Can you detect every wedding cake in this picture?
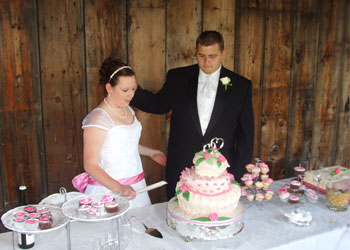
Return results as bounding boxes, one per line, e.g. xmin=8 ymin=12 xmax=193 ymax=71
xmin=167 ymin=138 xmax=244 ymax=241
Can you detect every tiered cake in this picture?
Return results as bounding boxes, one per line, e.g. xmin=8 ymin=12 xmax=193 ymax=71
xmin=167 ymin=138 xmax=244 ymax=241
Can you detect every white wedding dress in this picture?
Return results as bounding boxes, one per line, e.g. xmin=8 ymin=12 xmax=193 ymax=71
xmin=82 ymin=107 xmax=151 ymax=209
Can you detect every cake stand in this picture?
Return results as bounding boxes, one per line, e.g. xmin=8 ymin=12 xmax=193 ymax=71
xmin=167 ymin=197 xmax=244 ymax=241
xmin=61 ymin=193 xmax=130 ymax=250
xmin=1 ymin=205 xmax=70 ymax=250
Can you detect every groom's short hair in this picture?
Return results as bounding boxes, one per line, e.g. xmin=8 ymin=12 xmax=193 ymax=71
xmin=196 ymin=31 xmax=224 ymax=51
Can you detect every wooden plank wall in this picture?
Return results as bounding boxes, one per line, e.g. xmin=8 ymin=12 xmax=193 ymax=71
xmin=0 ymin=0 xmax=349 ymax=229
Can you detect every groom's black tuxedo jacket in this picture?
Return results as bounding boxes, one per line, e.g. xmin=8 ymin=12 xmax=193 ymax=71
xmin=131 ymin=64 xmax=254 ymax=199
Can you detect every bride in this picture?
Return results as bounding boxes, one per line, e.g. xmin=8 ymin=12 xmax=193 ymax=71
xmin=73 ymin=58 xmax=166 ymax=209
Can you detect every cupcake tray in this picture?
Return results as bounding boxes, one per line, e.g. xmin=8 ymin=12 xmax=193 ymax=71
xmin=1 ymin=205 xmax=69 ymax=234
xmin=61 ymin=193 xmax=130 ymax=223
xmin=39 ymin=191 xmax=82 ymax=207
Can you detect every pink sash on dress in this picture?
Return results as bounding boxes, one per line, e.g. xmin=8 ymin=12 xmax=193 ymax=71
xmin=72 ymin=172 xmax=145 ymax=193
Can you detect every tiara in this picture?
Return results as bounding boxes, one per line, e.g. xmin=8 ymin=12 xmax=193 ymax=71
xmin=109 ymin=66 xmax=132 ymax=81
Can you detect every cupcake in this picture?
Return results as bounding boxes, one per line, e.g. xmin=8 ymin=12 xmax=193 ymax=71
xmin=28 ymin=213 xmax=41 ymax=220
xmin=262 ymin=180 xmax=270 ymax=189
xmin=290 ymin=180 xmax=301 ymax=190
xmin=13 ymin=211 xmax=28 ymax=218
xmin=265 ymin=190 xmax=274 ymax=200
xmin=86 ymin=208 xmax=99 ymax=219
xmin=255 ymin=181 xmax=263 ymax=190
xmin=267 ymin=178 xmax=274 ymax=184
xmin=92 ymin=202 xmax=105 ymax=214
xmin=79 ymin=197 xmax=93 ymax=206
xmin=241 ymin=186 xmax=248 ymax=196
xmin=259 ymin=163 xmax=270 ymax=174
xmin=24 ymin=206 xmax=37 ymax=213
xmin=278 ymin=188 xmax=288 ymax=195
xmin=13 ymin=216 xmax=26 ymax=229
xmin=306 ymin=188 xmax=316 ymax=195
xmin=39 ymin=218 xmax=52 ymax=230
xmin=306 ymin=193 xmax=318 ymax=203
xmin=245 ymin=164 xmax=255 ymax=173
xmin=261 ymin=174 xmax=269 ymax=181
xmin=102 ymin=195 xmax=114 ymax=203
xmin=105 ymin=201 xmax=119 ymax=213
xmin=244 ymin=179 xmax=253 ymax=188
xmin=294 ymin=166 xmax=306 ymax=175
xmin=25 ymin=219 xmax=39 ymax=230
xmin=246 ymin=193 xmax=254 ymax=201
xmin=279 ymin=190 xmax=290 ymax=202
xmin=256 ymin=193 xmax=265 ymax=202
xmin=37 ymin=207 xmax=51 ymax=215
xmin=252 ymin=166 xmax=261 ymax=175
xmin=39 ymin=214 xmax=53 ymax=222
xmin=78 ymin=204 xmax=91 ymax=216
xmin=289 ymin=195 xmax=300 ymax=204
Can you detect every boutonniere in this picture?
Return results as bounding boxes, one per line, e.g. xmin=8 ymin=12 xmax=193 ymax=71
xmin=220 ymin=77 xmax=232 ymax=91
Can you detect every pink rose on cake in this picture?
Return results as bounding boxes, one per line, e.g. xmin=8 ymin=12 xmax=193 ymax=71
xmin=180 ymin=184 xmax=188 ymax=193
xmin=218 ymin=155 xmax=226 ymax=162
xmin=209 ymin=212 xmax=219 ymax=221
xmin=204 ymin=153 xmax=211 ymax=160
xmin=228 ymin=173 xmax=234 ymax=180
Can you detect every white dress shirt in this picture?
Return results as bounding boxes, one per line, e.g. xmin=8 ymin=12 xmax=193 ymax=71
xmin=197 ymin=66 xmax=221 ymax=135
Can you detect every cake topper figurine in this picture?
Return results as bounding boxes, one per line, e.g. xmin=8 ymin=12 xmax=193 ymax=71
xmin=203 ymin=137 xmax=224 ymax=153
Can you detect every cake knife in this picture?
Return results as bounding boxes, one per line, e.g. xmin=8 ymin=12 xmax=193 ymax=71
xmin=136 ymin=181 xmax=167 ymax=194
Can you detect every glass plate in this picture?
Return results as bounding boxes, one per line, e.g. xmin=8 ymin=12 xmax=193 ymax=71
xmin=39 ymin=192 xmax=82 ymax=207
xmin=61 ymin=193 xmax=129 ymax=222
xmin=1 ymin=205 xmax=69 ymax=234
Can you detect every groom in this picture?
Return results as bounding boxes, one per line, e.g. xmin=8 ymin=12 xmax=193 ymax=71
xmin=131 ymin=31 xmax=254 ymax=200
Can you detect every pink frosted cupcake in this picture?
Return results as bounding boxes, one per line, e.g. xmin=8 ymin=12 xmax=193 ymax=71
xmin=102 ymin=195 xmax=115 ymax=203
xmin=256 ymin=193 xmax=265 ymax=201
xmin=294 ymin=166 xmax=306 ymax=175
xmin=290 ymin=180 xmax=301 ymax=190
xmin=245 ymin=179 xmax=253 ymax=188
xmin=245 ymin=164 xmax=255 ymax=173
xmin=241 ymin=186 xmax=248 ymax=196
xmin=79 ymin=197 xmax=93 ymax=206
xmin=265 ymin=190 xmax=274 ymax=200
xmin=78 ymin=204 xmax=91 ymax=215
xmin=267 ymin=178 xmax=274 ymax=185
xmin=25 ymin=219 xmax=39 ymax=230
xmin=246 ymin=193 xmax=254 ymax=201
xmin=37 ymin=207 xmax=51 ymax=215
xmin=289 ymin=195 xmax=300 ymax=204
xmin=92 ymin=202 xmax=105 ymax=214
xmin=279 ymin=191 xmax=290 ymax=202
xmin=261 ymin=174 xmax=269 ymax=181
xmin=306 ymin=193 xmax=318 ymax=203
xmin=86 ymin=208 xmax=99 ymax=219
xmin=13 ymin=211 xmax=28 ymax=218
xmin=259 ymin=163 xmax=270 ymax=174
xmin=262 ymin=180 xmax=270 ymax=189
xmin=28 ymin=213 xmax=41 ymax=220
xmin=13 ymin=216 xmax=26 ymax=229
xmin=252 ymin=166 xmax=261 ymax=175
xmin=24 ymin=206 xmax=37 ymax=213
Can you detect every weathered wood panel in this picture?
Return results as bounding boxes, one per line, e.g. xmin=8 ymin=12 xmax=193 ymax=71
xmin=128 ymin=0 xmax=166 ymax=203
xmin=285 ymin=0 xmax=319 ymax=173
xmin=166 ymin=0 xmax=201 ymax=69
xmin=85 ymin=0 xmax=127 ymax=112
xmin=38 ymin=0 xmax=85 ymax=194
xmin=203 ymin=0 xmax=235 ymax=70
xmin=235 ymin=0 xmax=265 ymax=160
xmin=311 ymin=0 xmax=345 ymax=168
xmin=260 ymin=0 xmax=292 ymax=179
xmin=335 ymin=0 xmax=350 ymax=167
xmin=0 ymin=0 xmax=44 ymax=209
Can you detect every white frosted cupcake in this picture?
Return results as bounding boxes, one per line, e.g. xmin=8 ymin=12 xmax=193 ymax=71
xmin=258 ymin=163 xmax=270 ymax=174
xmin=265 ymin=190 xmax=274 ymax=200
xmin=261 ymin=174 xmax=269 ymax=181
xmin=245 ymin=164 xmax=255 ymax=173
xmin=245 ymin=179 xmax=253 ymax=188
xmin=255 ymin=181 xmax=263 ymax=190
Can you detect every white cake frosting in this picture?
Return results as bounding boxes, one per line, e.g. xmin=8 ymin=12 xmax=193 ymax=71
xmin=175 ymin=138 xmax=241 ymax=220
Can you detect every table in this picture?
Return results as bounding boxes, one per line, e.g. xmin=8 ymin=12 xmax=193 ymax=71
xmin=1 ymin=179 xmax=350 ymax=250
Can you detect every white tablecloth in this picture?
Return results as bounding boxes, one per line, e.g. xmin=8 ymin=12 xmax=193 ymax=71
xmin=1 ymin=179 xmax=350 ymax=250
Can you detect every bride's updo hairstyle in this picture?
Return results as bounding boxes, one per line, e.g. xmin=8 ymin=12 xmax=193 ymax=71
xmin=99 ymin=57 xmax=135 ymax=87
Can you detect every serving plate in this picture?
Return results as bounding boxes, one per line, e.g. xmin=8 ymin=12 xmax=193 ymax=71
xmin=61 ymin=193 xmax=129 ymax=222
xmin=1 ymin=205 xmax=69 ymax=234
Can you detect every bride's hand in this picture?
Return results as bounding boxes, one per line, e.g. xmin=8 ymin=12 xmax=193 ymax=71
xmin=118 ymin=185 xmax=136 ymax=200
xmin=149 ymin=150 xmax=167 ymax=166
